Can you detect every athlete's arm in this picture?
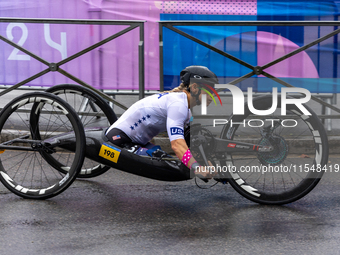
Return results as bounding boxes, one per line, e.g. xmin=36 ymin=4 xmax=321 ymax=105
xmin=171 ymin=138 xmax=212 ymax=179
xmin=166 ymin=98 xmax=213 ymax=179
xmin=170 ymin=138 xmax=193 ymax=165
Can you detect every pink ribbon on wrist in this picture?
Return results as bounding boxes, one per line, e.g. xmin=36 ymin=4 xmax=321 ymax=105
xmin=181 ymin=149 xmax=192 ymax=167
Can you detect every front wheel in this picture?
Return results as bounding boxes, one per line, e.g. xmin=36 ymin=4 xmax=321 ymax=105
xmin=220 ymin=95 xmax=328 ymax=205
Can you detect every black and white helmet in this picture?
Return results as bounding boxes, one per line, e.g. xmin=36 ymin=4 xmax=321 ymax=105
xmin=180 ymin=65 xmax=219 ymax=90
xmin=180 ymin=65 xmax=218 ymax=105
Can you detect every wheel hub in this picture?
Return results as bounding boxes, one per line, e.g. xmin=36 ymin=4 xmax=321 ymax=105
xmin=257 ymin=135 xmax=288 ymax=165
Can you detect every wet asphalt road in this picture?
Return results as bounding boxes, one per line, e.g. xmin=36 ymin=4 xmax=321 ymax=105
xmin=1 ymin=156 xmax=340 ymax=255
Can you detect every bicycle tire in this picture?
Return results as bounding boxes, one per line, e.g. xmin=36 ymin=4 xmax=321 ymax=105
xmin=44 ymin=84 xmax=117 ymax=178
xmin=220 ymin=95 xmax=328 ymax=205
xmin=0 ymin=92 xmax=85 ymax=199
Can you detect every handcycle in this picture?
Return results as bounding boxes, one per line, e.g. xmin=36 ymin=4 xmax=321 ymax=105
xmin=0 ymin=84 xmax=329 ymax=205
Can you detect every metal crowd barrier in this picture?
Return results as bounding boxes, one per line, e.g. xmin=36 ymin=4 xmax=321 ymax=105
xmin=0 ymin=18 xmax=147 ymax=111
xmin=159 ymin=20 xmax=340 ymax=121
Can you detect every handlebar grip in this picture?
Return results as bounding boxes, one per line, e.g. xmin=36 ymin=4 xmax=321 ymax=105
xmin=191 ymin=162 xmax=209 ymax=183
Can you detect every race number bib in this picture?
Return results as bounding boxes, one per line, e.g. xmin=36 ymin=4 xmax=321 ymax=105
xmin=99 ymin=143 xmax=121 ymax=163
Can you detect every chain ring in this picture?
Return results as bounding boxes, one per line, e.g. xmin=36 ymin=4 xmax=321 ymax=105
xmin=185 ymin=125 xmax=215 ymax=163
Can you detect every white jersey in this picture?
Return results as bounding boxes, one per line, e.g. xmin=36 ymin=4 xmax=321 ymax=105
xmin=106 ymin=92 xmax=191 ymax=145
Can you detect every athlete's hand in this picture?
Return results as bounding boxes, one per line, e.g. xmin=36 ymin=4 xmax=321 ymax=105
xmin=195 ymin=164 xmax=217 ymax=180
xmin=195 ymin=166 xmax=213 ymax=179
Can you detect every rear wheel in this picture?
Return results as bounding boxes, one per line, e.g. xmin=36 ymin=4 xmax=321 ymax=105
xmin=0 ymin=92 xmax=85 ymax=199
xmin=45 ymin=84 xmax=117 ymax=178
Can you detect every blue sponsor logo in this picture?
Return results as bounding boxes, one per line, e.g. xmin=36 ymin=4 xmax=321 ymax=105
xmin=170 ymin=127 xmax=184 ymax=135
xmin=158 ymin=92 xmax=169 ymax=99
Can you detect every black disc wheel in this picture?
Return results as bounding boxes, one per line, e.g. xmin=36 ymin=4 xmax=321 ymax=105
xmin=0 ymin=92 xmax=85 ymax=199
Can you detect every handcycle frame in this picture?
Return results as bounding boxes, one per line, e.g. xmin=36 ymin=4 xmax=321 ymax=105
xmin=0 ymin=87 xmax=329 ymax=204
xmin=0 ymin=126 xmax=274 ymax=182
